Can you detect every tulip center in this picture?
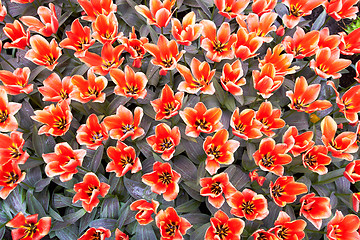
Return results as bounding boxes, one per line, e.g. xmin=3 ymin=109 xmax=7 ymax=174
xmin=163 ymin=102 xmax=175 ymax=116
xmin=87 ymin=87 xmax=99 ymax=97
xmin=133 ymin=44 xmax=144 ymax=56
xmin=125 ymin=84 xmax=139 ymax=95
xmin=215 ymin=224 xmax=230 ymax=239
xmin=59 ymin=89 xmax=69 ymax=100
xmin=159 ymin=172 xmax=172 ymax=185
xmin=241 ymin=200 xmax=255 ymax=215
xmin=261 ymin=153 xmax=275 ymax=167
xmin=271 ymin=184 xmax=284 ymax=198
xmin=294 ymin=46 xmax=304 ymax=56
xmin=293 ymin=98 xmax=308 ymax=110
xmin=54 ymin=116 xmax=67 ymax=130
xmin=103 ymin=60 xmax=116 ymax=68
xmin=91 ymin=131 xmax=103 ymax=142
xmin=6 ymin=171 xmax=19 ymax=184
xmin=207 ymin=145 xmax=222 ymax=159
xmin=224 ymin=5 xmax=232 ymax=12
xmin=290 ymin=4 xmax=304 ymax=17
xmin=92 ymin=231 xmax=102 ymax=240
xmin=165 ymin=221 xmax=179 ymax=236
xmin=210 ymin=181 xmax=222 ymax=195
xmin=76 ymin=37 xmax=89 ymax=50
xmin=304 ymin=154 xmax=317 ymax=166
xmin=277 ymin=226 xmax=289 ymax=239
xmin=212 ymin=40 xmax=227 ymax=53
xmin=103 ymin=31 xmax=113 ymax=40
xmin=0 ymin=109 xmax=8 ymax=123
xmin=235 ymin=122 xmax=245 ymax=133
xmin=45 ymin=54 xmax=56 ymax=65
xmin=195 ymin=118 xmax=210 ymax=130
xmin=318 ymin=64 xmax=329 ymax=73
xmin=257 ymin=232 xmax=269 ymax=240
xmin=343 ymin=98 xmax=354 ymax=110
xmin=9 ymin=144 xmax=21 ymax=159
xmin=329 ymin=140 xmax=342 ymax=150
xmin=162 ymin=58 xmax=174 ymax=68
xmin=160 ymin=137 xmax=174 ymax=151
xmin=86 ymin=185 xmax=99 ymax=195
xmin=122 ymin=124 xmax=134 ymax=133
xmin=120 ymin=155 xmax=134 ymax=167
xmin=23 ymin=223 xmax=38 ymax=238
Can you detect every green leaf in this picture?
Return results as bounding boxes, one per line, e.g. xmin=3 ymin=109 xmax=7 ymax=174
xmin=175 ymin=200 xmax=201 ymax=213
xmin=316 ymin=168 xmax=345 ymax=185
xmin=172 ymin=155 xmax=197 ymax=181
xmin=134 ymin=224 xmax=157 ymax=240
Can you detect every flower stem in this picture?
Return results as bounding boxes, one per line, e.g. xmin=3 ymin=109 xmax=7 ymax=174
xmin=0 ymin=55 xmax=15 ymax=70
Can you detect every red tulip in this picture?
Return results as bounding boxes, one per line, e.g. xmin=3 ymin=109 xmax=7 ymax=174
xmin=302 ymin=145 xmax=332 ymax=175
xmin=252 ymin=63 xmax=284 ymax=98
xmin=0 ymin=161 xmax=26 ymax=199
xmin=92 ymin=13 xmax=122 ymax=44
xmin=3 ymin=20 xmax=30 ymax=50
xmin=214 ymin=0 xmax=250 ymax=19
xmin=205 ymin=210 xmax=245 ymax=240
xmin=318 ymin=27 xmax=341 ymax=50
xmin=256 ymin=101 xmax=285 ymax=137
xmin=344 ymin=160 xmax=360 ymax=183
xmin=179 ymin=102 xmax=223 ymax=138
xmin=299 ymin=193 xmax=331 ymax=230
xmin=120 ymin=27 xmax=148 ymax=68
xmin=252 ymin=0 xmax=277 ymax=16
xmin=76 ymin=114 xmax=109 ymax=150
xmin=234 ymin=27 xmax=263 ymax=61
xmin=327 ymin=210 xmax=360 ymax=240
xmin=249 ymin=169 xmax=266 ymax=186
xmin=135 ymin=0 xmax=175 ymax=28
xmin=78 ymin=227 xmax=111 ymax=240
xmin=78 ymin=0 xmax=117 ymax=22
xmin=0 ymin=131 xmax=29 ymax=165
xmin=283 ymin=126 xmax=315 ymax=157
xmin=253 ymin=138 xmax=292 ymax=176
xmin=325 ymin=0 xmax=359 ymax=21
xmin=171 ymin=12 xmax=203 ymax=46
xmin=38 ymin=73 xmax=73 ymax=104
xmin=227 ymin=189 xmax=269 ymax=221
xmin=73 ymin=172 xmax=110 ymax=213
xmin=0 ymin=67 xmax=33 ymax=95
xmin=130 ymin=199 xmax=159 ymax=225
xmin=252 ymin=229 xmax=279 ymax=240
xmin=230 ymin=108 xmax=263 ymax=140
xmin=43 ymin=142 xmax=86 ymax=182
xmin=0 ymin=89 xmax=21 ymax=132
xmin=106 ymin=141 xmax=142 ymax=177
xmin=6 ymin=212 xmax=51 ymax=240
xmin=270 ymin=176 xmax=308 ymax=207
xmin=115 ymin=229 xmax=129 ymax=240
xmin=220 ymin=60 xmax=246 ymax=96
xmin=200 ymin=172 xmax=237 ymax=208
xmin=270 ymin=211 xmax=307 ymax=240
xmin=142 ymin=161 xmax=181 ymax=201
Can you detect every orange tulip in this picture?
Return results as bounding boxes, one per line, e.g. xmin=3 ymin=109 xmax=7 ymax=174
xmin=299 ymin=193 xmax=331 ymax=230
xmin=220 ymin=60 xmax=246 ymax=95
xmin=253 ymin=138 xmax=292 ymax=176
xmin=130 ymin=199 xmax=159 ymax=225
xmin=155 ymin=207 xmax=192 ymax=240
xmin=103 ymin=105 xmax=144 ymax=141
xmin=106 ymin=141 xmax=142 ymax=177
xmin=321 ymin=116 xmax=358 ymax=161
xmin=227 ymin=189 xmax=269 ymax=221
xmin=327 ymin=80 xmax=360 ymax=123
xmin=76 ymin=114 xmax=109 ymax=150
xmin=142 ymin=162 xmax=181 ymax=201
xmin=0 ymin=67 xmax=33 ymax=95
xmin=338 ymin=27 xmax=360 ymax=55
xmin=203 ymin=129 xmax=240 ymax=175
xmin=150 ymin=84 xmax=184 ymax=120
xmin=269 ymin=211 xmax=307 ymax=240
xmin=205 ymin=210 xmax=245 ymax=240
xmin=146 ymin=123 xmax=181 ymax=161
xmin=356 ymin=60 xmax=360 ymax=82
xmin=31 ymin=100 xmax=73 ymax=136
xmin=255 ymin=101 xmax=285 ymax=137
xmin=135 ymin=0 xmax=175 ymax=28
xmin=302 ymin=145 xmax=332 ymax=175
xmin=325 ymin=0 xmax=359 ymax=21
xmin=171 ymin=12 xmax=203 ymax=46
xmin=92 ymin=13 xmax=122 ymax=44
xmin=110 ymin=65 xmax=148 ymax=99
xmin=120 ymin=27 xmax=148 ymax=68
xmin=252 ymin=230 xmax=279 ymax=240
xmin=236 ymin=12 xmax=277 ymax=43
xmin=234 ymin=27 xmax=263 ymax=61
xmin=282 ymin=0 xmax=325 ymax=28
xmin=353 ymin=192 xmax=360 ymax=212
xmin=59 ymin=19 xmax=95 ymax=57
xmin=249 ymin=169 xmax=266 ymax=186
xmin=3 ymin=20 xmax=30 ymax=50
xmin=0 ymin=131 xmax=29 ymax=166
xmin=259 ymin=44 xmax=298 ymax=76
xmin=144 ymin=34 xmax=184 ymax=75
xmin=25 ymin=35 xmax=62 ymax=71
xmin=20 ymin=3 xmax=58 ymax=37
xmin=286 ymin=76 xmax=332 ymax=113
xmin=252 ymin=63 xmax=284 ymax=98
xmin=283 ymin=126 xmax=315 ymax=157
xmin=0 ymin=1 xmax=6 ymax=22
xmin=177 ymin=58 xmax=216 ymax=95
xmin=344 ymin=160 xmax=360 ymax=183
xmin=252 ymin=0 xmax=277 ymax=16
xmin=42 ymin=142 xmax=86 ymax=182
xmin=327 ymin=210 xmax=360 ymax=240
xmin=70 ymin=69 xmax=108 ymax=103
xmin=200 ymin=172 xmax=237 ymax=208
xmin=78 ymin=0 xmax=117 ymax=22
xmin=78 ymin=42 xmax=125 ymax=75
xmin=79 ymin=228 xmax=111 ymax=240
xmin=230 ymin=108 xmax=263 ymax=140
xmin=200 ymin=20 xmax=237 ymax=62
xmin=38 ymin=73 xmax=73 ymax=104
xmin=179 ymin=102 xmax=223 ymax=138
xmin=283 ymin=27 xmax=320 ymax=59
xmin=310 ymin=47 xmax=351 ymax=79
xmin=214 ymin=0 xmax=250 ymax=19
xmin=0 ymin=161 xmax=26 ymax=199
xmin=115 ymin=229 xmax=129 ymax=240
xmin=318 ymin=27 xmax=341 ymax=50
xmin=270 ymin=176 xmax=308 ymax=207
xmin=73 ymin=172 xmax=110 ymax=213
xmin=0 ymin=89 xmax=21 ymax=132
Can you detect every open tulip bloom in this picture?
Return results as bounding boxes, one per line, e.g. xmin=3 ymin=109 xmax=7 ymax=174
xmin=2 ymin=0 xmax=360 ymax=238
